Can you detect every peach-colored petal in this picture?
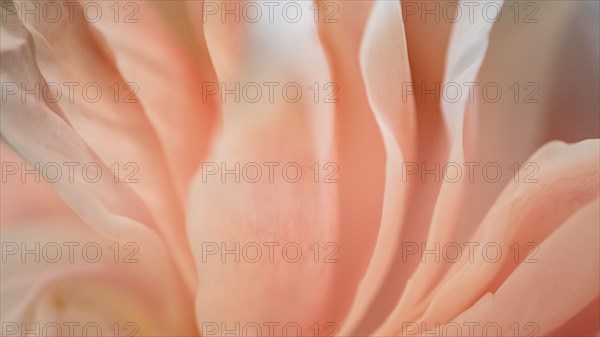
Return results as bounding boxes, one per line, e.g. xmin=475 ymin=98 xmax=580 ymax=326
xmin=187 ymin=8 xmax=348 ymax=334
xmin=192 ymin=0 xmax=248 ymax=83
xmin=86 ymin=0 xmax=219 ymax=202
xmin=548 ymin=298 xmax=599 ymax=337
xmin=395 ymin=2 xmax=459 ymax=284
xmin=0 ymin=142 xmax=71 ymax=225
xmin=0 ymin=14 xmax=151 ymax=234
xmin=371 ymin=3 xmax=504 ymax=333
xmin=442 ymin=0 xmax=504 ymax=138
xmin=1 ymin=218 xmax=197 ymax=336
xmin=372 ymin=1 xmax=509 ymax=332
xmin=188 ymin=104 xmax=339 ymax=334
xmin=432 ymin=197 xmax=599 ymax=337
xmin=5 ymin=1 xmax=198 ymax=291
xmin=315 ymin=2 xmax=392 ymax=333
xmin=336 ymin=1 xmax=417 ymax=335
xmin=463 ymin=1 xmax=600 ymax=233
xmin=401 ymin=0 xmax=454 ymax=168
xmin=416 ymin=140 xmax=600 ymax=328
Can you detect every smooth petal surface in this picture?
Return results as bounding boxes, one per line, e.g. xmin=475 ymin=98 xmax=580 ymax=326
xmin=372 ymin=139 xmax=599 ymax=336
xmin=1 ymin=219 xmax=197 ymax=336
xmin=194 ymin=0 xmax=248 ymax=84
xmin=2 ymin=0 xmax=598 ymax=335
xmin=315 ymin=1 xmax=391 ymax=333
xmin=434 ymin=197 xmax=599 ymax=337
xmin=0 ymin=11 xmax=152 ymax=238
xmin=415 ymin=139 xmax=600 ymax=333
xmin=188 ymin=6 xmax=346 ymax=334
xmin=188 ymin=104 xmax=340 ymax=334
xmin=1 ymin=142 xmax=197 ymax=336
xmin=4 ymin=1 xmax=198 ymax=291
xmin=462 ymin=0 xmax=600 ymax=233
xmin=86 ymin=0 xmax=219 ymax=202
xmin=0 ymin=142 xmax=70 ymax=226
xmin=337 ymin=1 xmax=417 ymax=335
xmin=373 ymin=3 xmax=504 ymax=333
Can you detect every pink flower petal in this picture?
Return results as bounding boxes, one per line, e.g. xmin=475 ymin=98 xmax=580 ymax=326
xmin=336 ymin=1 xmax=418 ymax=334
xmin=434 ymin=197 xmax=599 ymax=337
